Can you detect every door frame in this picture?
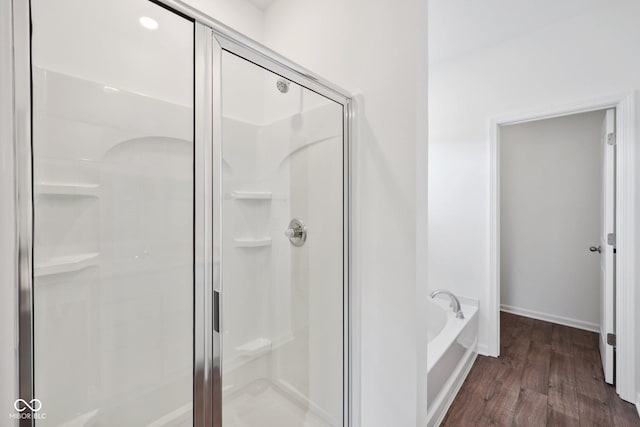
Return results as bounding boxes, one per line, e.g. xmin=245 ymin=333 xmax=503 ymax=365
xmin=9 ymin=0 xmax=354 ymax=426
xmin=488 ymin=93 xmax=637 ymax=403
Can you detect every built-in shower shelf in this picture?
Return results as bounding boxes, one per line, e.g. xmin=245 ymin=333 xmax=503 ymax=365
xmin=236 ymin=338 xmax=272 ymax=357
xmin=231 ymin=191 xmax=272 ymax=200
xmin=233 ymin=237 xmax=272 ymax=248
xmin=36 ymin=182 xmax=99 ymax=197
xmin=35 ymin=252 xmax=99 ymax=277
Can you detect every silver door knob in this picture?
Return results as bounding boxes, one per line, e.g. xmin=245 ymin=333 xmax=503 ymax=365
xmin=589 ymin=246 xmax=601 ymax=253
xmin=284 ymin=218 xmax=307 ymax=247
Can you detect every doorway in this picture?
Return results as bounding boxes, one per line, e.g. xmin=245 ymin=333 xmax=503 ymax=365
xmin=488 ymin=95 xmax=637 ymax=404
xmin=498 ymin=109 xmax=614 ymax=380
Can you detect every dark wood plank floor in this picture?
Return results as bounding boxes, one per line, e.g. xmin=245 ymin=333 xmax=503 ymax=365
xmin=442 ymin=312 xmax=640 ymax=427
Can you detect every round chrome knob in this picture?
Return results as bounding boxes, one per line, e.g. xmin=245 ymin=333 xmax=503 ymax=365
xmin=284 ymin=218 xmax=307 ymax=247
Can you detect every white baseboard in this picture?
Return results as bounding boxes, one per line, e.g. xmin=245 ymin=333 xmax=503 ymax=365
xmin=477 ymin=343 xmax=490 ymax=357
xmin=500 ymin=304 xmax=599 ymax=333
xmin=636 ymin=393 xmax=640 ymax=418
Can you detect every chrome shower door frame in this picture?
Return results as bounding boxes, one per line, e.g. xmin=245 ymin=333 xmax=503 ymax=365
xmin=195 ymin=21 xmax=215 ymax=427
xmin=12 ymin=2 xmax=34 ymax=426
xmin=208 ymin=32 xmax=353 ymax=427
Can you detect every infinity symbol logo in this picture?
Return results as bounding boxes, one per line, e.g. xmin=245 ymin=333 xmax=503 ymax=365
xmin=14 ymin=398 xmax=42 ymax=412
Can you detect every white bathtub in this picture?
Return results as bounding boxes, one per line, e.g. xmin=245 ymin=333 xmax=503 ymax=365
xmin=426 ymin=297 xmax=479 ymax=427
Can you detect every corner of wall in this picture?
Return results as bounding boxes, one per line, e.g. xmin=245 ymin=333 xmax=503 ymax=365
xmin=183 ymin=0 xmax=266 ymax=42
xmin=476 ymin=343 xmax=490 ymax=357
xmin=416 ymin=0 xmax=429 ymax=421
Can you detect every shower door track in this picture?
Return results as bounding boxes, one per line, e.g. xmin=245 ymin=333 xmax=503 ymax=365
xmin=11 ymin=1 xmax=353 ymax=426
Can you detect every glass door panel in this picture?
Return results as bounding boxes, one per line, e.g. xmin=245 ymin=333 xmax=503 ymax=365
xmin=30 ymin=1 xmax=194 ymax=425
xmin=220 ymin=51 xmax=345 ymax=426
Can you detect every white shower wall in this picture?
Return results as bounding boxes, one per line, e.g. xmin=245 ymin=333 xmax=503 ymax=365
xmin=221 ymin=51 xmax=344 ymax=423
xmin=31 ymin=65 xmax=194 ymax=425
xmin=32 ymin=23 xmax=345 ymax=425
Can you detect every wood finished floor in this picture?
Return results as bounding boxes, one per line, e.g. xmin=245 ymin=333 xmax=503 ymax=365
xmin=442 ymin=312 xmax=640 ymax=427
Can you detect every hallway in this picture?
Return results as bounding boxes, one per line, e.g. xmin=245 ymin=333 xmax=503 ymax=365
xmin=442 ymin=312 xmax=640 ymax=426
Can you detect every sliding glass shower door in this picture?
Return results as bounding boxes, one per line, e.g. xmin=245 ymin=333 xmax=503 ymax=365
xmin=218 ymin=50 xmax=346 ymax=426
xmin=30 ymin=1 xmax=195 ymax=425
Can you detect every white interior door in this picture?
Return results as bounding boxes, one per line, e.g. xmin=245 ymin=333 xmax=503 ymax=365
xmin=599 ymin=108 xmax=616 ymax=384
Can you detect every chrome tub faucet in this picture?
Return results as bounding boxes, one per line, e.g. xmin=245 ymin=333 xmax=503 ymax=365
xmin=430 ymin=289 xmax=465 ymax=319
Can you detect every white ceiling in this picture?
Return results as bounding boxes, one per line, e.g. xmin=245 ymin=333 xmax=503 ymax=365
xmin=428 ymin=0 xmax=614 ymax=65
xmin=247 ymin=0 xmax=276 ymax=11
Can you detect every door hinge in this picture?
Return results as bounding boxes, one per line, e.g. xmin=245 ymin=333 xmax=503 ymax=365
xmin=607 ymin=333 xmax=616 ymax=347
xmin=607 ymin=132 xmax=616 ymax=145
xmin=607 ymin=233 xmax=616 ymax=246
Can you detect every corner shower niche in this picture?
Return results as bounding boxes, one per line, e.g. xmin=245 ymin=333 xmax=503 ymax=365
xmin=32 ymin=68 xmax=193 ymax=426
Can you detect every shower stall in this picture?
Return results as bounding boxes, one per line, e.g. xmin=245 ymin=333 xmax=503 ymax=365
xmin=12 ymin=1 xmax=351 ymax=426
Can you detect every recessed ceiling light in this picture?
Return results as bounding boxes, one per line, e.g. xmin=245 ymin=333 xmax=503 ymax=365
xmin=139 ymin=16 xmax=159 ymax=30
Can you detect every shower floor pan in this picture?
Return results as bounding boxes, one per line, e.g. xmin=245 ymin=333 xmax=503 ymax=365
xmin=223 ymin=379 xmax=333 ymax=427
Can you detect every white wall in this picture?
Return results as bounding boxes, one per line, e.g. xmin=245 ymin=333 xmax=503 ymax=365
xmin=415 ymin=7 xmax=430 ymax=426
xmin=500 ymin=111 xmax=604 ymax=329
xmin=261 ymin=1 xmax=428 ymax=425
xmin=428 ymin=0 xmax=640 ymax=401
